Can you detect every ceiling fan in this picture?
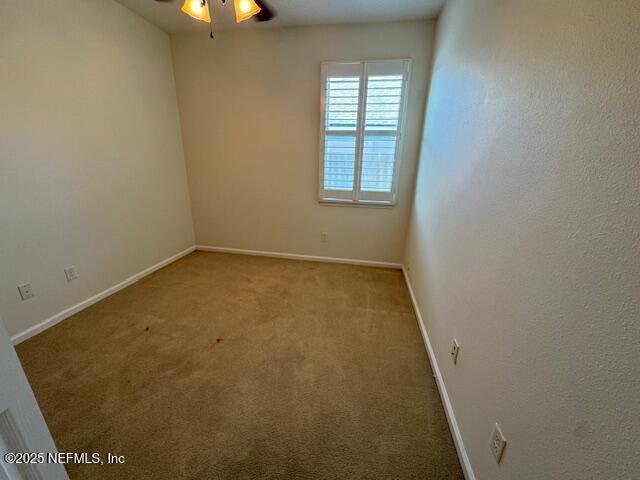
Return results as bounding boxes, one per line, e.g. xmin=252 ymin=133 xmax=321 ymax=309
xmin=155 ymin=0 xmax=276 ymax=36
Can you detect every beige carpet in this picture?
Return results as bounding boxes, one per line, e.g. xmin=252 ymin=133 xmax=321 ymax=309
xmin=17 ymin=252 xmax=463 ymax=479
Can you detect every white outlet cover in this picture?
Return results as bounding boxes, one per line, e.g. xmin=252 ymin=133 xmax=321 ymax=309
xmin=451 ymin=339 xmax=460 ymax=364
xmin=490 ymin=423 xmax=507 ymax=464
xmin=64 ymin=266 xmax=78 ymax=282
xmin=18 ymin=283 xmax=34 ymax=301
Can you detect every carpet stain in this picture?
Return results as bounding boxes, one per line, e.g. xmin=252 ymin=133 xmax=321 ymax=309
xmin=17 ymin=252 xmax=464 ymax=480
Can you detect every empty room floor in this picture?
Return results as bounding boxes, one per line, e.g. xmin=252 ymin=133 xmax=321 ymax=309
xmin=17 ymin=252 xmax=462 ymax=479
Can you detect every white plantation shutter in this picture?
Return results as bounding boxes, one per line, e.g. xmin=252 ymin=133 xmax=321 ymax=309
xmin=323 ymin=73 xmax=360 ymax=193
xmin=319 ymin=60 xmax=410 ymax=204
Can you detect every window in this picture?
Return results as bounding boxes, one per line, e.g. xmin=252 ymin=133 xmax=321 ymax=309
xmin=319 ymin=59 xmax=411 ymax=205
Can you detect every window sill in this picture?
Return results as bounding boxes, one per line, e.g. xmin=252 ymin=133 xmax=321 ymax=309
xmin=319 ymin=199 xmax=396 ymax=209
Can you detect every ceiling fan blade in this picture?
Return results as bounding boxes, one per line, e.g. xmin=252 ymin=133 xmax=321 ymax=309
xmin=254 ymin=0 xmax=276 ymax=21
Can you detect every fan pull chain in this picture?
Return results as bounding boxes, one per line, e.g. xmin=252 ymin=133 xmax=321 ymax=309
xmin=213 ymin=0 xmax=228 ymax=39
xmin=205 ymin=0 xmax=214 ymax=39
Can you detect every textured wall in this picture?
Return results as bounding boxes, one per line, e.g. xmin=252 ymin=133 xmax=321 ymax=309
xmin=0 ymin=0 xmax=195 ymax=337
xmin=404 ymin=0 xmax=640 ymax=478
xmin=171 ymin=21 xmax=434 ymax=263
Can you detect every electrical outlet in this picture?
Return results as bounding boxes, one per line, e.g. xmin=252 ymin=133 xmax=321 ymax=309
xmin=321 ymin=232 xmax=328 ymax=243
xmin=18 ymin=283 xmax=34 ymax=301
xmin=64 ymin=266 xmax=78 ymax=282
xmin=450 ymin=339 xmax=460 ymax=364
xmin=490 ymin=423 xmax=507 ymax=464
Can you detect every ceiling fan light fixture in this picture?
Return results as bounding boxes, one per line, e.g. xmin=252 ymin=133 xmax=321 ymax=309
xmin=233 ymin=0 xmax=261 ymax=23
xmin=181 ymin=0 xmax=211 ymax=23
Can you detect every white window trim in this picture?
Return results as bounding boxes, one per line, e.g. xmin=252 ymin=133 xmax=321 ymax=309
xmin=318 ymin=59 xmax=412 ymax=207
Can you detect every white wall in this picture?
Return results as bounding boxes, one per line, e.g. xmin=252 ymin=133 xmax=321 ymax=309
xmin=0 ymin=0 xmax=195 ymax=338
xmin=171 ymin=21 xmax=434 ymax=263
xmin=404 ymin=1 xmax=640 ymax=479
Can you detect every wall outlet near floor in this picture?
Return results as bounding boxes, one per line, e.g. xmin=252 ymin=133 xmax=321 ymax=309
xmin=18 ymin=283 xmax=34 ymax=300
xmin=64 ymin=266 xmax=78 ymax=282
xmin=321 ymin=232 xmax=328 ymax=243
xmin=450 ymin=339 xmax=460 ymax=364
xmin=490 ymin=422 xmax=507 ymax=464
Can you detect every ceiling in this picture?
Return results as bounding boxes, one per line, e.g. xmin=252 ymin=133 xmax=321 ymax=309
xmin=114 ymin=0 xmax=444 ymax=34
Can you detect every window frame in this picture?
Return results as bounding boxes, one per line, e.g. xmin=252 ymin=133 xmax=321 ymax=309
xmin=318 ymin=59 xmax=412 ymax=207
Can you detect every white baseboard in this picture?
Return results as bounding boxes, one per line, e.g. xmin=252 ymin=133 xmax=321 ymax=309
xmin=11 ymin=246 xmax=196 ymax=345
xmin=402 ymin=267 xmax=476 ymax=480
xmin=195 ymin=245 xmax=403 ymax=270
